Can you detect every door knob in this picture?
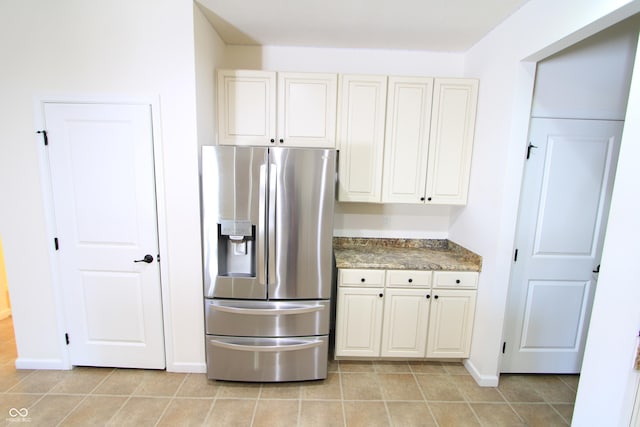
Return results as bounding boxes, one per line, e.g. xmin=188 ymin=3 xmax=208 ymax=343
xmin=134 ymin=254 xmax=154 ymax=263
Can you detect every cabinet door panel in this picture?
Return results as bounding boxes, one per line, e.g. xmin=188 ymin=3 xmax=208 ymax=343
xmin=335 ymin=287 xmax=384 ymax=357
xmin=337 ymin=75 xmax=387 ymax=202
xmin=426 ymin=290 xmax=476 ymax=358
xmin=277 ymin=72 xmax=337 ymax=148
xmin=217 ymin=70 xmax=276 ymax=146
xmin=380 ymin=289 xmax=430 ymax=357
xmin=382 ymin=77 xmax=433 ymax=203
xmin=426 ymin=79 xmax=478 ymax=204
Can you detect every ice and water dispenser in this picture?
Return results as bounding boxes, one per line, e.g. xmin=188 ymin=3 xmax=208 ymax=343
xmin=217 ymin=219 xmax=256 ymax=277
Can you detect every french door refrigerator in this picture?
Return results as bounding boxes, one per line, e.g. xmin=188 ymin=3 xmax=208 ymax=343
xmin=202 ymin=146 xmax=336 ymax=382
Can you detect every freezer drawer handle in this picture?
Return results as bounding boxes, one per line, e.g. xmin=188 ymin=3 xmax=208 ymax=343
xmin=212 ymin=304 xmax=325 ymax=316
xmin=210 ymin=339 xmax=323 ymax=352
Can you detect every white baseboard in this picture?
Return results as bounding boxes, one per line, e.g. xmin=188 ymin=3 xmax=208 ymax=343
xmin=464 ymin=359 xmax=499 ymax=387
xmin=15 ymin=358 xmax=71 ymax=370
xmin=0 ymin=308 xmax=11 ymax=320
xmin=166 ymin=361 xmax=206 ymax=373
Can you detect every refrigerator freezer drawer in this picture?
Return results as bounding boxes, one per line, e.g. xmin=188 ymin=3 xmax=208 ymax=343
xmin=206 ymin=335 xmax=329 ymax=382
xmin=205 ymin=299 xmax=330 ymax=337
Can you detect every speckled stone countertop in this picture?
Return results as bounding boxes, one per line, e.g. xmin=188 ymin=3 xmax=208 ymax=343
xmin=334 ymin=238 xmax=482 ymax=272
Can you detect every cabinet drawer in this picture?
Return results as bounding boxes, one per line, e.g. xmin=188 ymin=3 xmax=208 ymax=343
xmin=386 ymin=270 xmax=432 ymax=288
xmin=205 ymin=299 xmax=329 ymax=337
xmin=207 ymin=335 xmax=328 ymax=381
xmin=339 ymin=269 xmax=385 ymax=287
xmin=433 ymin=271 xmax=478 ymax=289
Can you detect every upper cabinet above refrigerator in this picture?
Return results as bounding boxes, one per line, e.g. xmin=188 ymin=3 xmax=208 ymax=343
xmin=217 ymin=70 xmax=337 ymax=148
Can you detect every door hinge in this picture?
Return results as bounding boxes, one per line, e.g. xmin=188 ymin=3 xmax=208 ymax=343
xmin=54 ymin=238 xmax=59 ymax=251
xmin=526 ymin=142 xmax=537 ymax=159
xmin=36 ymin=130 xmax=49 ymax=146
xmin=157 ymin=253 xmax=160 ymax=263
xmin=502 ymin=341 xmax=506 ymax=354
xmin=513 ymin=249 xmax=518 ymax=262
xmin=65 ymin=333 xmax=70 ymax=345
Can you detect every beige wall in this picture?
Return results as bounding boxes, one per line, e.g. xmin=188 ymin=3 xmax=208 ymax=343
xmin=0 ymin=236 xmax=10 ymax=319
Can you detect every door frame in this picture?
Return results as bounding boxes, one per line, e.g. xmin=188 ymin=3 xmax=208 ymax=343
xmin=33 ymin=95 xmax=171 ymax=370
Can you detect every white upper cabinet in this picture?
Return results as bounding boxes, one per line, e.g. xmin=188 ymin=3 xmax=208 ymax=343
xmin=337 ymin=75 xmax=479 ymax=205
xmin=217 ymin=70 xmax=276 ymax=146
xmin=217 ymin=70 xmax=337 ymax=148
xmin=425 ymin=79 xmax=479 ymax=205
xmin=336 ymin=75 xmax=387 ymax=202
xmin=277 ymin=72 xmax=337 ymax=148
xmin=382 ymin=77 xmax=434 ymax=203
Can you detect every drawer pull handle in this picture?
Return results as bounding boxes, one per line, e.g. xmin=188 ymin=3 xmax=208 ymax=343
xmin=212 ymin=305 xmax=324 ymax=316
xmin=210 ymin=339 xmax=323 ymax=352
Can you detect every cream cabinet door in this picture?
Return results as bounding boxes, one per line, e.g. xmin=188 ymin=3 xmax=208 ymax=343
xmin=382 ymin=77 xmax=434 ymax=203
xmin=277 ymin=72 xmax=337 ymax=148
xmin=335 ymin=287 xmax=384 ymax=357
xmin=337 ymin=75 xmax=387 ymax=202
xmin=425 ymin=79 xmax=478 ymax=205
xmin=426 ymin=289 xmax=477 ymax=358
xmin=380 ymin=288 xmax=430 ymax=357
xmin=217 ymin=70 xmax=276 ymax=146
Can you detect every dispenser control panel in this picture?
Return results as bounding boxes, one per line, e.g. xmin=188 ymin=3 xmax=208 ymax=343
xmin=220 ymin=220 xmax=252 ymax=238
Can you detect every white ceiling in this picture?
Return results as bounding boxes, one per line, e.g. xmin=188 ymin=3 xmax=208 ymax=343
xmin=196 ymin=0 xmax=530 ymax=52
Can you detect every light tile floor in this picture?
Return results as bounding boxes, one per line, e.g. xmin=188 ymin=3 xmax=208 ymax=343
xmin=0 ymin=316 xmax=577 ymax=426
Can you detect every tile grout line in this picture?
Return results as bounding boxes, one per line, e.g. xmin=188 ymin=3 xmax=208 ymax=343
xmin=152 ymin=372 xmax=191 ymax=427
xmin=410 ymin=363 xmax=440 ymax=427
xmin=548 ymin=401 xmax=573 ymax=425
xmin=54 ymin=367 xmax=119 ymax=427
xmin=247 ymin=383 xmax=263 ymax=427
xmin=338 ymin=361 xmax=347 ymax=427
xmin=200 ymin=374 xmax=219 ymax=426
xmin=493 ymin=387 xmax=528 ymax=425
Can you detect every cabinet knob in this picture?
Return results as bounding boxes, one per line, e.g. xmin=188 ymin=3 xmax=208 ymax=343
xmin=279 ymin=138 xmax=284 ymax=143
xmin=270 ymin=138 xmax=275 ymax=143
xmin=379 ymin=293 xmax=383 ymax=298
xmin=426 ymin=294 xmax=430 ymax=299
xmin=434 ymin=295 xmax=439 ymax=300
xmin=420 ymin=197 xmax=425 ymax=201
xmin=361 ymin=278 xmax=366 ymax=283
xmin=427 ymin=197 xmax=432 ymax=201
xmin=456 ymin=279 xmax=461 ymax=284
xmin=408 ymin=278 xmax=413 ymax=283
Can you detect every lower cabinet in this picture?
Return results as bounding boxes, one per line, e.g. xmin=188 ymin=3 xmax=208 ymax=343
xmin=381 ymin=289 xmax=430 ymax=357
xmin=426 ymin=289 xmax=476 ymax=358
xmin=335 ymin=269 xmax=478 ymax=359
xmin=335 ymin=287 xmax=384 ymax=357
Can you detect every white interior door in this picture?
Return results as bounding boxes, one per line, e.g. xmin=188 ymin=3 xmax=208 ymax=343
xmin=502 ymin=118 xmax=622 ymax=373
xmin=44 ymin=102 xmax=165 ymax=369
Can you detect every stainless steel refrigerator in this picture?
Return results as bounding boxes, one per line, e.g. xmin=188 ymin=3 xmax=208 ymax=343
xmin=201 ymin=146 xmax=336 ymax=382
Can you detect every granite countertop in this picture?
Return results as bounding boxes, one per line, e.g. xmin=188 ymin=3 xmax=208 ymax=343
xmin=333 ymin=237 xmax=482 ymax=272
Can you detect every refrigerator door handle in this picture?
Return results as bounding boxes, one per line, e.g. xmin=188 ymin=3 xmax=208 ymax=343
xmin=268 ymin=162 xmax=277 ymax=286
xmin=211 ymin=304 xmax=326 ymax=316
xmin=258 ymin=163 xmax=267 ymax=285
xmin=209 ymin=338 xmax=324 ymax=353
